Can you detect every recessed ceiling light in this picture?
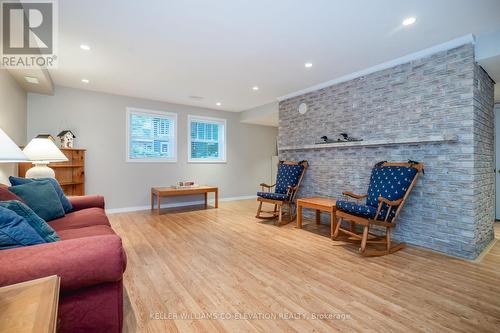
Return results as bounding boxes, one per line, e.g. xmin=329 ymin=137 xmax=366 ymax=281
xmin=80 ymin=44 xmax=91 ymax=51
xmin=305 ymin=62 xmax=313 ymax=68
xmin=81 ymin=78 xmax=90 ymax=83
xmin=402 ymin=17 xmax=416 ymax=26
xmin=252 ymin=86 xmax=259 ymax=91
xmin=24 ymin=76 xmax=39 ymax=84
xmin=216 ymin=102 xmax=221 ymax=106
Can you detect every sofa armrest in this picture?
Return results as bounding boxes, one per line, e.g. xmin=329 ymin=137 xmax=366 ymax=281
xmin=0 ymin=235 xmax=126 ymax=292
xmin=68 ymin=195 xmax=105 ymax=211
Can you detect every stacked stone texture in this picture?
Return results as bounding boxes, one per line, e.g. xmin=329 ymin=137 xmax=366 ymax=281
xmin=278 ymin=43 xmax=495 ymax=259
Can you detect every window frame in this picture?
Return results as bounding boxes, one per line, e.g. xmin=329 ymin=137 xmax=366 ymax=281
xmin=126 ymin=107 xmax=178 ymax=163
xmin=187 ymin=114 xmax=227 ymax=163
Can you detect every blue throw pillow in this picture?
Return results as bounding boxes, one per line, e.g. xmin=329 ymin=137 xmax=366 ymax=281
xmin=0 ymin=206 xmax=45 ymax=250
xmin=9 ymin=176 xmax=73 ymax=213
xmin=9 ymin=181 xmax=65 ymax=222
xmin=0 ymin=200 xmax=60 ymax=242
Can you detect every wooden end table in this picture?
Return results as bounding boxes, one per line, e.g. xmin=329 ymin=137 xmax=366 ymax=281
xmin=0 ymin=275 xmax=60 ymax=333
xmin=151 ymin=186 xmax=218 ymax=214
xmin=296 ymin=197 xmax=337 ymax=236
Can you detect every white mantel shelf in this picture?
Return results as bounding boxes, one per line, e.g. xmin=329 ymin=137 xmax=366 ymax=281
xmin=278 ymin=134 xmax=459 ymax=151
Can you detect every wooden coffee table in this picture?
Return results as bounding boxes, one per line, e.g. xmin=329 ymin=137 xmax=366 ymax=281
xmin=0 ymin=275 xmax=60 ymax=333
xmin=296 ymin=196 xmax=337 ymax=235
xmin=151 ymin=186 xmax=218 ymax=214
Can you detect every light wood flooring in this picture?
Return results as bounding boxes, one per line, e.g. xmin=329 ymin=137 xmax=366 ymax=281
xmin=109 ymin=200 xmax=500 ymax=333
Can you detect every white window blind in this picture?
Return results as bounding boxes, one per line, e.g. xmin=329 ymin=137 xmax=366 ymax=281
xmin=188 ymin=115 xmax=226 ymax=163
xmin=126 ymin=108 xmax=177 ymax=162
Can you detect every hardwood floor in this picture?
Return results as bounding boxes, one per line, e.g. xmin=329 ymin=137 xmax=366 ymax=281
xmin=109 ymin=200 xmax=500 ymax=333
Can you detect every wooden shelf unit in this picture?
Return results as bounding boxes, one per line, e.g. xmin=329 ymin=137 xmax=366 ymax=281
xmin=18 ymin=148 xmax=86 ymax=196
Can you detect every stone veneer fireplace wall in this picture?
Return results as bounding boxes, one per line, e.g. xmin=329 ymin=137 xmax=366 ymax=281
xmin=278 ymin=43 xmax=495 ymax=259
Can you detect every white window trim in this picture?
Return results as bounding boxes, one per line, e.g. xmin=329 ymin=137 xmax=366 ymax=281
xmin=187 ymin=114 xmax=227 ymax=163
xmin=126 ymin=107 xmax=178 ymax=163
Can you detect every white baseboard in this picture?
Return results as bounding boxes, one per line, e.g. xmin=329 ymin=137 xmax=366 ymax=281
xmin=105 ymin=195 xmax=256 ymax=214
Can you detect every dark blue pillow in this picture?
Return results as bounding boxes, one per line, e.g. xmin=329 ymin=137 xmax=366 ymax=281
xmin=9 ymin=181 xmax=65 ymax=222
xmin=0 ymin=200 xmax=60 ymax=242
xmin=0 ymin=206 xmax=45 ymax=250
xmin=9 ymin=176 xmax=72 ymax=213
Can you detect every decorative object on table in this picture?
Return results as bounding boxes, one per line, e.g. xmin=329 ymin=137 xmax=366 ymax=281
xmin=333 ymin=161 xmax=424 ymax=257
xmin=298 ymin=102 xmax=308 ymax=114
xmin=0 ymin=128 xmax=28 ymax=163
xmin=256 ymin=160 xmax=309 ymax=226
xmin=57 ymin=130 xmax=76 ymax=148
xmin=173 ymin=181 xmax=199 ymax=189
xmin=337 ymin=133 xmax=363 ymax=142
xmin=22 ymin=135 xmax=68 ymax=179
xmin=18 ymin=148 xmax=86 ymax=196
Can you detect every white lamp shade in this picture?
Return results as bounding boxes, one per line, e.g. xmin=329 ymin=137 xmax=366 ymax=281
xmin=23 ymin=138 xmax=68 ymax=162
xmin=0 ymin=128 xmax=28 ymax=162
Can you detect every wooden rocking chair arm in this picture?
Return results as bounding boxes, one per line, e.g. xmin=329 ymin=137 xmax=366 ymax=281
xmin=259 ymin=183 xmax=276 ymax=188
xmin=342 ymin=191 xmax=368 ymax=199
xmin=378 ymin=196 xmax=403 ymax=206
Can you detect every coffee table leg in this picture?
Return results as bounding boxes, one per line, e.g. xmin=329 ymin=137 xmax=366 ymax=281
xmin=215 ymin=190 xmax=218 ymax=208
xmin=151 ymin=192 xmax=154 ymax=210
xmin=316 ymin=210 xmax=321 ymax=224
xmin=297 ymin=204 xmax=302 ymax=228
xmin=204 ymin=192 xmax=208 ymax=209
xmin=157 ymin=195 xmax=161 ymax=214
xmin=330 ymin=210 xmax=336 ymax=238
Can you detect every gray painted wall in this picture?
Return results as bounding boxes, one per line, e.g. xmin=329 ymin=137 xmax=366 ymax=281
xmin=278 ymin=43 xmax=495 ymax=259
xmin=0 ymin=70 xmax=27 ymax=184
xmin=28 ymin=86 xmax=278 ymax=210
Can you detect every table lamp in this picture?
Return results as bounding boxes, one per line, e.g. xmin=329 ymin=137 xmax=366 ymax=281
xmin=0 ymin=128 xmax=28 ymax=163
xmin=22 ymin=135 xmax=68 ymax=178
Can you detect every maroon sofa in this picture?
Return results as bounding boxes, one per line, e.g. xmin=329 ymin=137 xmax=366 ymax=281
xmin=0 ymin=194 xmax=127 ymax=333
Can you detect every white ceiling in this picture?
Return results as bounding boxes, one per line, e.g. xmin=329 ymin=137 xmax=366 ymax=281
xmin=50 ymin=0 xmax=500 ymax=112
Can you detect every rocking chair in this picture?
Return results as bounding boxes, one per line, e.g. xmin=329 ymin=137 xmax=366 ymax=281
xmin=256 ymin=160 xmax=308 ymax=225
xmin=332 ymin=161 xmax=423 ymax=256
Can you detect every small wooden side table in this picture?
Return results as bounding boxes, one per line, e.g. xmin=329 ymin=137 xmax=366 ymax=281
xmin=151 ymin=186 xmax=219 ymax=214
xmin=0 ymin=275 xmax=60 ymax=333
xmin=296 ymin=197 xmax=337 ymax=235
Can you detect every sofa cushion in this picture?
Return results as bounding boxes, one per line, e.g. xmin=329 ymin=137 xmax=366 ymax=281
xmin=57 ymin=225 xmax=116 ymax=240
xmin=9 ymin=176 xmax=73 ymax=213
xmin=0 ymin=200 xmax=60 ymax=242
xmin=257 ymin=192 xmax=289 ymax=201
xmin=48 ymin=207 xmax=110 ymax=231
xmin=366 ymin=166 xmax=417 ymax=208
xmin=0 ymin=206 xmax=46 ymax=249
xmin=9 ymin=181 xmax=65 ymax=221
xmin=0 ymin=184 xmax=25 ymax=203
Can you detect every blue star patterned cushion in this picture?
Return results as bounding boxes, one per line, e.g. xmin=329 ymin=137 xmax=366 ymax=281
xmin=336 ymin=200 xmax=396 ymax=221
xmin=365 ymin=166 xmax=417 ymax=208
xmin=256 ymin=192 xmax=289 ymax=201
xmin=275 ymin=163 xmax=305 ymax=194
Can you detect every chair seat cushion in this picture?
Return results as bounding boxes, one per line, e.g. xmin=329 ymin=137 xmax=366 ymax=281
xmin=257 ymin=192 xmax=288 ymax=201
xmin=337 ymin=200 xmax=395 ymax=221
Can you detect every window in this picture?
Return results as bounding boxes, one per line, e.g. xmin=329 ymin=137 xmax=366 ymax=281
xmin=188 ymin=115 xmax=226 ymax=163
xmin=126 ymin=108 xmax=177 ymax=162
